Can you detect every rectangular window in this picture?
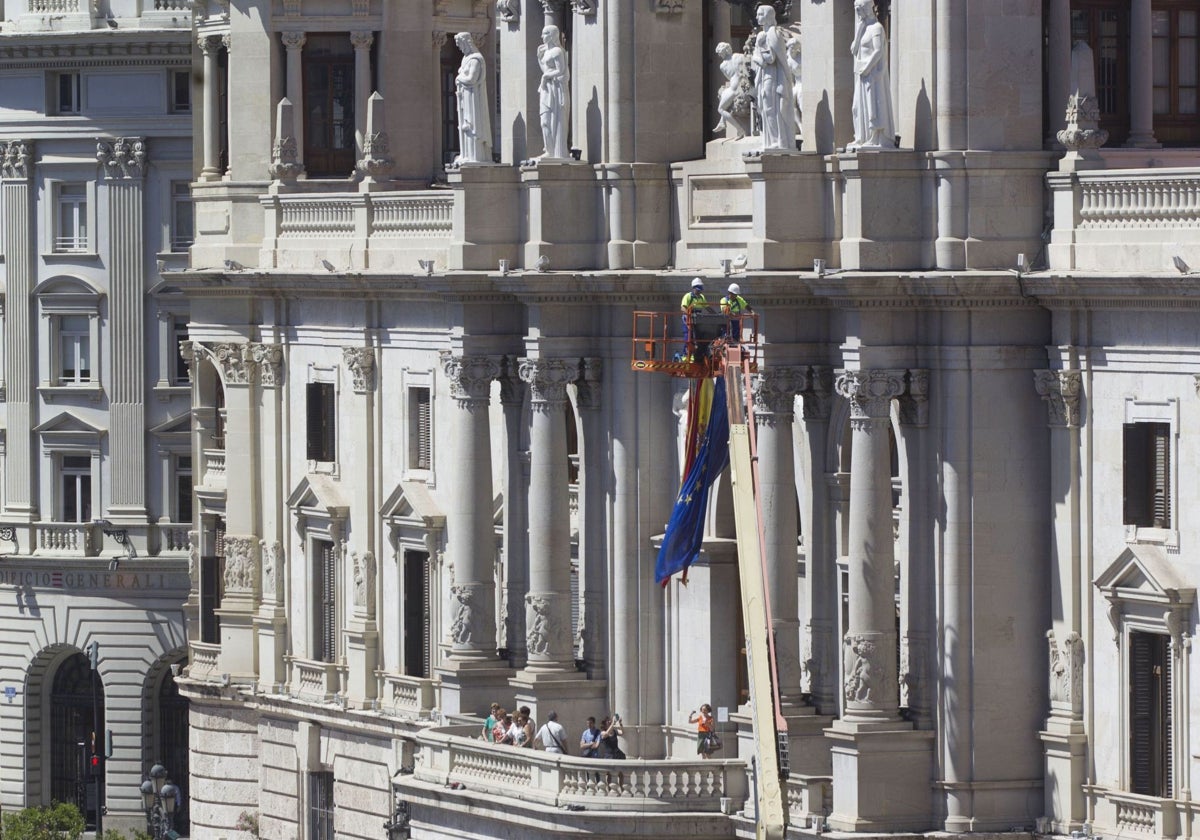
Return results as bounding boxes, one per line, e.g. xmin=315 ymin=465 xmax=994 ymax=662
xmin=1130 ymin=631 xmax=1171 ymax=797
xmin=303 ymin=34 xmax=356 ymax=178
xmin=408 ymin=387 xmax=431 ymax=471
xmin=1123 ymin=422 xmax=1171 ymax=528
xmin=172 ymin=319 xmax=190 ymax=385
xmin=56 ymin=72 xmax=81 ymax=115
xmin=1070 ymin=2 xmax=1130 ymax=144
xmin=313 ymin=540 xmax=337 ymax=663
xmin=60 ymin=455 xmax=91 ymax=523
xmin=58 ymin=314 xmax=91 ymax=384
xmin=306 ymin=383 xmax=337 ymax=462
xmin=403 ymin=550 xmax=431 ymax=678
xmin=200 ymin=524 xmax=225 ymax=644
xmin=175 ymin=456 xmax=193 ymax=524
xmin=171 ymin=181 xmax=193 ymax=252
xmin=170 ymin=69 xmax=191 ymax=114
xmin=55 ymin=184 xmax=88 ymax=253
xmin=1149 ymin=3 xmax=1200 ymax=144
xmin=307 ymin=771 xmax=335 ymax=840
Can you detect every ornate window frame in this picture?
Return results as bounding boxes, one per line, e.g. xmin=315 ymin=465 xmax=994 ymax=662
xmin=287 ymin=476 xmax=350 ymax=663
xmin=35 ymin=275 xmax=103 ymax=397
xmin=1123 ymin=397 xmax=1179 ymax=547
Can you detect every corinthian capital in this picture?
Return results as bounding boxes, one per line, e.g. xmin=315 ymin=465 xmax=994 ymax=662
xmin=1034 ymin=369 xmax=1082 ymax=428
xmin=442 ymin=354 xmax=500 ymax=403
xmin=344 ymin=347 xmax=376 ymax=393
xmin=753 ymin=366 xmax=807 ymax=420
xmin=835 ymin=369 xmax=906 ymax=420
xmin=281 ymin=31 xmax=306 ymax=50
xmin=518 ymin=358 xmax=576 ymax=408
xmin=0 ymin=140 xmax=33 ymax=180
xmin=246 ymin=342 xmax=283 ymax=387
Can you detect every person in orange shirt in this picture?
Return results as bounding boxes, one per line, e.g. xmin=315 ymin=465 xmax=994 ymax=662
xmin=689 ymin=703 xmax=717 ymax=758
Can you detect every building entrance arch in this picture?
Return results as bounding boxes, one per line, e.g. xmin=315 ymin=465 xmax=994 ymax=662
xmin=49 ymin=652 xmax=104 ymax=830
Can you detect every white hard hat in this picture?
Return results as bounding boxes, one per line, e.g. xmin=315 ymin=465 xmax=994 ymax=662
xmin=691 ymin=277 xmax=704 ymax=288
xmin=728 ymin=283 xmax=741 ymax=295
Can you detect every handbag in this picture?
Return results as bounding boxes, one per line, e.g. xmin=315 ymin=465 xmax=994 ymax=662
xmin=704 ymin=733 xmax=723 ymax=753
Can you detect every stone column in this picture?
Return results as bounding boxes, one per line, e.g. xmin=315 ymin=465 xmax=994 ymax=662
xmin=936 ymin=0 xmax=968 ymax=150
xmin=441 ymin=354 xmax=501 ymax=661
xmin=281 ymin=31 xmax=306 ymax=164
xmin=1035 ymin=368 xmax=1088 ymax=832
xmin=351 ymin=31 xmax=374 ymax=154
xmin=499 ymin=366 xmax=529 ymax=668
xmin=253 ymin=341 xmax=288 ymax=695
xmin=835 ymin=369 xmax=906 ymax=722
xmin=98 ymin=138 xmax=149 ymax=527
xmin=0 ymin=142 xmax=35 ymax=523
xmin=199 ymin=35 xmax=223 ymax=180
xmin=517 ymin=357 xmax=576 ymax=672
xmin=578 ymin=359 xmax=608 ymax=680
xmin=1046 ymin=0 xmax=1072 ymax=142
xmin=896 ymin=371 xmax=932 ymax=726
xmin=343 ymin=346 xmax=379 ymax=708
xmin=799 ymin=367 xmax=838 ymax=714
xmin=752 ymin=366 xmax=807 ymax=706
xmin=1128 ymin=0 xmax=1160 ymax=148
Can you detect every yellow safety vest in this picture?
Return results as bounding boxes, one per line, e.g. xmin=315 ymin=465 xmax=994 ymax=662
xmin=681 ymin=291 xmax=708 ymax=312
xmin=721 ymin=294 xmax=749 ymax=314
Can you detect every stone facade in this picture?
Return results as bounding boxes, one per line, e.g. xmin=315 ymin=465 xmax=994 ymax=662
xmin=167 ymin=1 xmax=1200 ymax=839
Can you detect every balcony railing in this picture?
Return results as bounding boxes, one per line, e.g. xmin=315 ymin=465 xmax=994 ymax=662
xmin=30 ymin=0 xmax=86 ymax=11
xmin=288 ymin=656 xmax=345 ymax=704
xmin=411 ymin=726 xmax=748 ymax=814
xmin=1077 ymin=170 xmax=1200 ymax=229
xmin=35 ymin=523 xmax=95 ymax=557
xmin=201 ymin=449 xmax=226 ymax=490
xmin=377 ymin=671 xmax=436 ymax=718
xmin=159 ymin=524 xmax=190 ymax=554
xmin=188 ymin=642 xmax=220 ymax=679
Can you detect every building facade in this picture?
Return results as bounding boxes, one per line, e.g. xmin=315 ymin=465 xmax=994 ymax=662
xmin=0 ymin=0 xmax=194 ymax=834
xmin=174 ymin=1 xmax=1200 ymax=839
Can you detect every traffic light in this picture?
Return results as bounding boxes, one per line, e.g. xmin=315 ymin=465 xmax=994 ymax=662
xmin=105 ymin=729 xmax=113 ymax=758
xmin=87 ymin=641 xmax=99 ymax=670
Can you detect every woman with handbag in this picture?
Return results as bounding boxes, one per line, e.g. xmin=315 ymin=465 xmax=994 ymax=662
xmin=689 ymin=704 xmax=720 ymax=758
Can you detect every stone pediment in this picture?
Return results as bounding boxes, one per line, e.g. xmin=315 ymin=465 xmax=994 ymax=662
xmin=149 ymin=414 xmax=191 ymax=437
xmin=33 ymin=411 xmax=106 ymax=439
xmin=1095 ymin=544 xmax=1195 ymax=608
xmin=286 ymin=474 xmax=349 ymax=520
xmin=380 ymin=480 xmax=445 ymax=528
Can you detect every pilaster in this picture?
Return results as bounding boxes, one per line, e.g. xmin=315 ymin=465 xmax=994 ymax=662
xmin=98 ymin=138 xmax=149 ymax=526
xmin=499 ymin=363 xmax=529 ymax=669
xmin=896 ymin=370 xmax=933 ymax=728
xmin=1 ymin=141 xmax=35 ymax=522
xmin=577 ymin=358 xmax=607 ymax=681
xmin=521 ymin=161 xmax=599 ymax=271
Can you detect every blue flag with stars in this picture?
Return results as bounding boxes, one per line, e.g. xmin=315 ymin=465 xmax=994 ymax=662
xmin=656 ymin=376 xmax=731 ymax=586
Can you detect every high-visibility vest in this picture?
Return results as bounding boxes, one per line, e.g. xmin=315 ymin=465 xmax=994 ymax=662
xmin=721 ymin=294 xmax=749 ymax=314
xmin=681 ymin=291 xmax=708 ymax=312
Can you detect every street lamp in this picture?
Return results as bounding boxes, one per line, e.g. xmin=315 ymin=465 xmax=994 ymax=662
xmin=140 ymin=764 xmax=181 ymax=840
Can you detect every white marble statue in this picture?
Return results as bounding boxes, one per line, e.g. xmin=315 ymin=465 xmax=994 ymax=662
xmin=713 ymin=41 xmax=750 ymax=139
xmin=497 ymin=0 xmax=519 ymax=24
xmin=849 ymin=0 xmax=896 ymax=150
xmin=786 ymin=37 xmax=802 ymax=142
xmin=537 ymin=25 xmax=571 ymax=160
xmin=454 ymin=32 xmax=493 ymax=164
xmin=751 ymin=4 xmax=797 ymax=152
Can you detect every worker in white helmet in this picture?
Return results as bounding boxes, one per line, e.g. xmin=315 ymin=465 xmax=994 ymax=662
xmin=720 ymin=282 xmax=753 ymax=345
xmin=680 ymin=277 xmax=716 ymax=360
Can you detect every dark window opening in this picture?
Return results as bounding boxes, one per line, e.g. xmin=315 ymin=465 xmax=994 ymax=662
xmin=308 ymin=771 xmax=335 ymax=840
xmin=314 ymin=540 xmax=337 ymax=663
xmin=1123 ymin=422 xmax=1171 ymax=528
xmin=409 ymin=387 xmax=431 ymax=470
xmin=1130 ymin=630 xmax=1172 ymax=797
xmin=403 ymin=550 xmax=431 ymax=678
xmin=199 ymin=524 xmax=225 ymax=644
xmin=304 ymin=34 xmax=356 ymax=178
xmin=306 ymin=382 xmax=337 ymax=462
xmin=1070 ymin=1 xmax=1131 ymax=144
xmin=50 ymin=653 xmax=104 ymax=831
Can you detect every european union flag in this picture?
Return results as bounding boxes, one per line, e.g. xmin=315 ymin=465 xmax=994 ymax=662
xmin=656 ymin=377 xmax=731 ymax=586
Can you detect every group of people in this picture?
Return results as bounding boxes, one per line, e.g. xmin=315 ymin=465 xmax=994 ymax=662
xmin=680 ymin=277 xmax=754 ymax=358
xmin=482 ymin=703 xmax=626 ymax=759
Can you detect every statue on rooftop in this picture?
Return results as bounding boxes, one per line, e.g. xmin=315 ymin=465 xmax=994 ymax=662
xmin=848 ymin=0 xmax=895 ymax=150
xmin=454 ymin=32 xmax=493 ymax=165
xmin=751 ymin=4 xmax=797 ymax=151
xmin=537 ymin=24 xmax=571 ymax=160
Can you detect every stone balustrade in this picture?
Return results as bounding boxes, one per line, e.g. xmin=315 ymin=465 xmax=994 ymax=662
xmin=201 ymin=448 xmax=226 ymax=490
xmin=260 ymin=190 xmax=453 ymax=272
xmin=1077 ymin=169 xmax=1200 ymax=229
xmin=412 ymin=725 xmax=748 ymax=814
xmin=153 ymin=0 xmax=191 ymax=9
xmin=188 ymin=642 xmax=221 ymax=679
xmin=159 ymin=524 xmax=190 ymax=554
xmin=1090 ymin=788 xmax=1181 ymax=840
xmin=35 ymin=523 xmax=95 ymax=557
xmin=288 ymin=656 xmax=345 ymax=704
xmin=29 ymin=0 xmax=85 ymax=11
xmin=377 ymin=671 xmax=437 ymax=718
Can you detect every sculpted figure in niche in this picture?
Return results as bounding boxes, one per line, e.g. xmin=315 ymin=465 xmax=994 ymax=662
xmin=849 ymin=0 xmax=895 ymax=150
xmin=751 ymin=4 xmax=797 ymax=151
xmin=713 ymin=42 xmax=750 ymax=139
xmin=537 ymin=25 xmax=571 ymax=160
xmin=454 ymin=32 xmax=493 ymax=165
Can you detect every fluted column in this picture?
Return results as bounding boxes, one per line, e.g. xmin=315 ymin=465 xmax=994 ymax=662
xmin=199 ymin=35 xmax=222 ymax=180
xmin=834 ymin=369 xmax=906 ymax=722
xmin=351 ymin=31 xmax=374 ymax=153
xmin=578 ymin=359 xmax=608 ymax=680
xmin=1128 ymin=0 xmax=1160 ymax=147
xmin=753 ymin=366 xmax=807 ymax=706
xmin=518 ymin=358 xmax=577 ymax=672
xmin=1 ymin=141 xmax=35 ymax=520
xmin=500 ymin=367 xmax=529 ymax=667
xmin=281 ymin=32 xmax=306 ymax=164
xmin=98 ymin=138 xmax=148 ymax=521
xmin=441 ymin=355 xmax=501 ymax=661
xmin=800 ymin=366 xmax=837 ymax=713
xmin=897 ymin=370 xmax=932 ymax=726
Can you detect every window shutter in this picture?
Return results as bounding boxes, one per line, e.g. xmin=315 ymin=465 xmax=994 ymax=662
xmin=1124 ymin=424 xmax=1149 ymax=526
xmin=321 ymin=384 xmax=337 ymax=461
xmin=307 ymin=383 xmax=325 ymax=461
xmin=1165 ymin=648 xmax=1174 ymax=797
xmin=570 ymin=559 xmax=581 ymax=660
xmin=316 ymin=541 xmax=337 ymax=663
xmin=417 ymin=389 xmax=431 ymax=470
xmin=1130 ymin=631 xmax=1154 ymax=794
xmin=420 ymin=555 xmax=431 ymax=678
xmin=1152 ymin=424 xmax=1171 ymax=528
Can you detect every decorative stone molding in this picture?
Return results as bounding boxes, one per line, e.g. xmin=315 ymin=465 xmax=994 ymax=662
xmin=350 ymin=30 xmax=374 ymax=50
xmin=198 ymin=34 xmax=222 ymax=55
xmin=449 ymin=582 xmax=485 ymax=645
xmin=223 ymin=535 xmax=260 ymax=592
xmin=188 ymin=531 xmax=199 ymax=585
xmin=246 ymin=343 xmax=283 ymax=387
xmin=441 ymin=354 xmax=499 ymax=404
xmin=525 ymin=593 xmax=559 ymax=656
xmin=280 ymin=31 xmax=306 ymax=50
xmin=843 ymin=634 xmax=881 ymax=704
xmin=752 ymin=366 xmax=806 ymax=422
xmin=352 ymin=550 xmax=376 ymax=614
xmin=656 ymin=0 xmax=683 ymax=12
xmin=800 ymin=631 xmax=818 ymax=694
xmin=571 ymin=0 xmax=597 ymax=14
xmin=518 ymin=358 xmax=576 ymax=411
xmin=212 ymin=343 xmax=251 ymax=385
xmin=835 ymin=369 xmax=906 ymax=423
xmin=269 ymin=97 xmax=304 ymax=182
xmin=179 ymin=340 xmax=197 ymax=383
xmin=497 ymin=0 xmax=519 ymax=23
xmin=282 ymin=0 xmax=301 ymax=17
xmin=539 ymin=0 xmax=566 ymax=14
xmin=897 ymin=369 xmax=930 ymax=427
xmin=1047 ymin=629 xmax=1084 ymax=713
xmin=0 ymin=141 xmax=33 ymax=180
xmin=800 ymin=365 xmax=834 ymax=422
xmin=1034 ymin=369 xmax=1082 ymax=428
xmin=432 ymin=30 xmax=449 ymax=50
xmin=577 ymin=357 xmax=603 ymax=411
xmin=343 ymin=347 xmax=376 ymax=393
xmin=1058 ymin=42 xmax=1109 ymax=152
xmin=96 ymin=137 xmax=147 ymax=179
xmin=352 ymin=0 xmax=369 ymax=14
xmin=1194 ymin=373 xmax=1200 ymax=398
xmin=220 ymin=33 xmax=231 ymax=50
xmin=260 ymin=540 xmax=281 ymax=598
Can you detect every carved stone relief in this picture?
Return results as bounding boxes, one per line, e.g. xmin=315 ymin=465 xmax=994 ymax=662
xmin=800 ymin=365 xmax=834 ymax=422
xmin=843 ymin=634 xmax=880 ymax=704
xmin=577 ymin=357 xmax=603 ymax=410
xmin=497 ymin=0 xmax=519 ymax=23
xmin=352 ymin=550 xmax=376 ymax=613
xmin=752 ymin=366 xmax=806 ymax=421
xmin=96 ymin=137 xmax=148 ymax=179
xmin=518 ymin=358 xmax=576 ymax=410
xmin=835 ymin=369 xmax=907 ymax=422
xmin=897 ymin=369 xmax=930 ymax=427
xmin=1034 ymin=369 xmax=1082 ymax=428
xmin=442 ymin=354 xmax=500 ymax=403
xmin=1047 ymin=629 xmax=1084 ymax=713
xmin=526 ymin=593 xmax=559 ymax=656
xmin=224 ymin=535 xmax=260 ymax=592
xmin=261 ymin=540 xmax=281 ymax=598
xmin=344 ymin=347 xmax=376 ymax=393
xmin=450 ymin=583 xmax=481 ymax=645
xmin=247 ymin=343 xmax=283 ymax=387
xmin=0 ymin=141 xmax=33 ymax=180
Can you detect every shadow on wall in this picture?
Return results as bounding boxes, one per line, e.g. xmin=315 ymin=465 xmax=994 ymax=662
xmin=815 ymin=91 xmax=834 ymax=155
xmin=913 ymin=80 xmax=933 ymax=151
xmin=511 ymin=113 xmax=527 ymax=163
xmin=587 ymin=87 xmax=602 ymax=164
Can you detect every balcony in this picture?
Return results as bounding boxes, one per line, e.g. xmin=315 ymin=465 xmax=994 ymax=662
xmin=18 ymin=0 xmax=96 ymax=30
xmin=188 ymin=641 xmax=220 ymax=680
xmin=377 ymin=672 xmax=437 ymax=719
xmin=158 ymin=524 xmax=191 ymax=554
xmin=200 ymin=449 xmax=226 ymax=491
xmin=35 ymin=523 xmax=95 ymax=557
xmin=1049 ymin=166 xmax=1200 ymax=272
xmin=1089 ymin=786 xmax=1184 ymax=840
xmin=288 ymin=656 xmax=346 ymax=704
xmin=259 ymin=190 xmax=453 ymax=272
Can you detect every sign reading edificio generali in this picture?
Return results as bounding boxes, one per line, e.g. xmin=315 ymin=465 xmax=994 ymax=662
xmin=0 ymin=569 xmax=188 ymax=591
